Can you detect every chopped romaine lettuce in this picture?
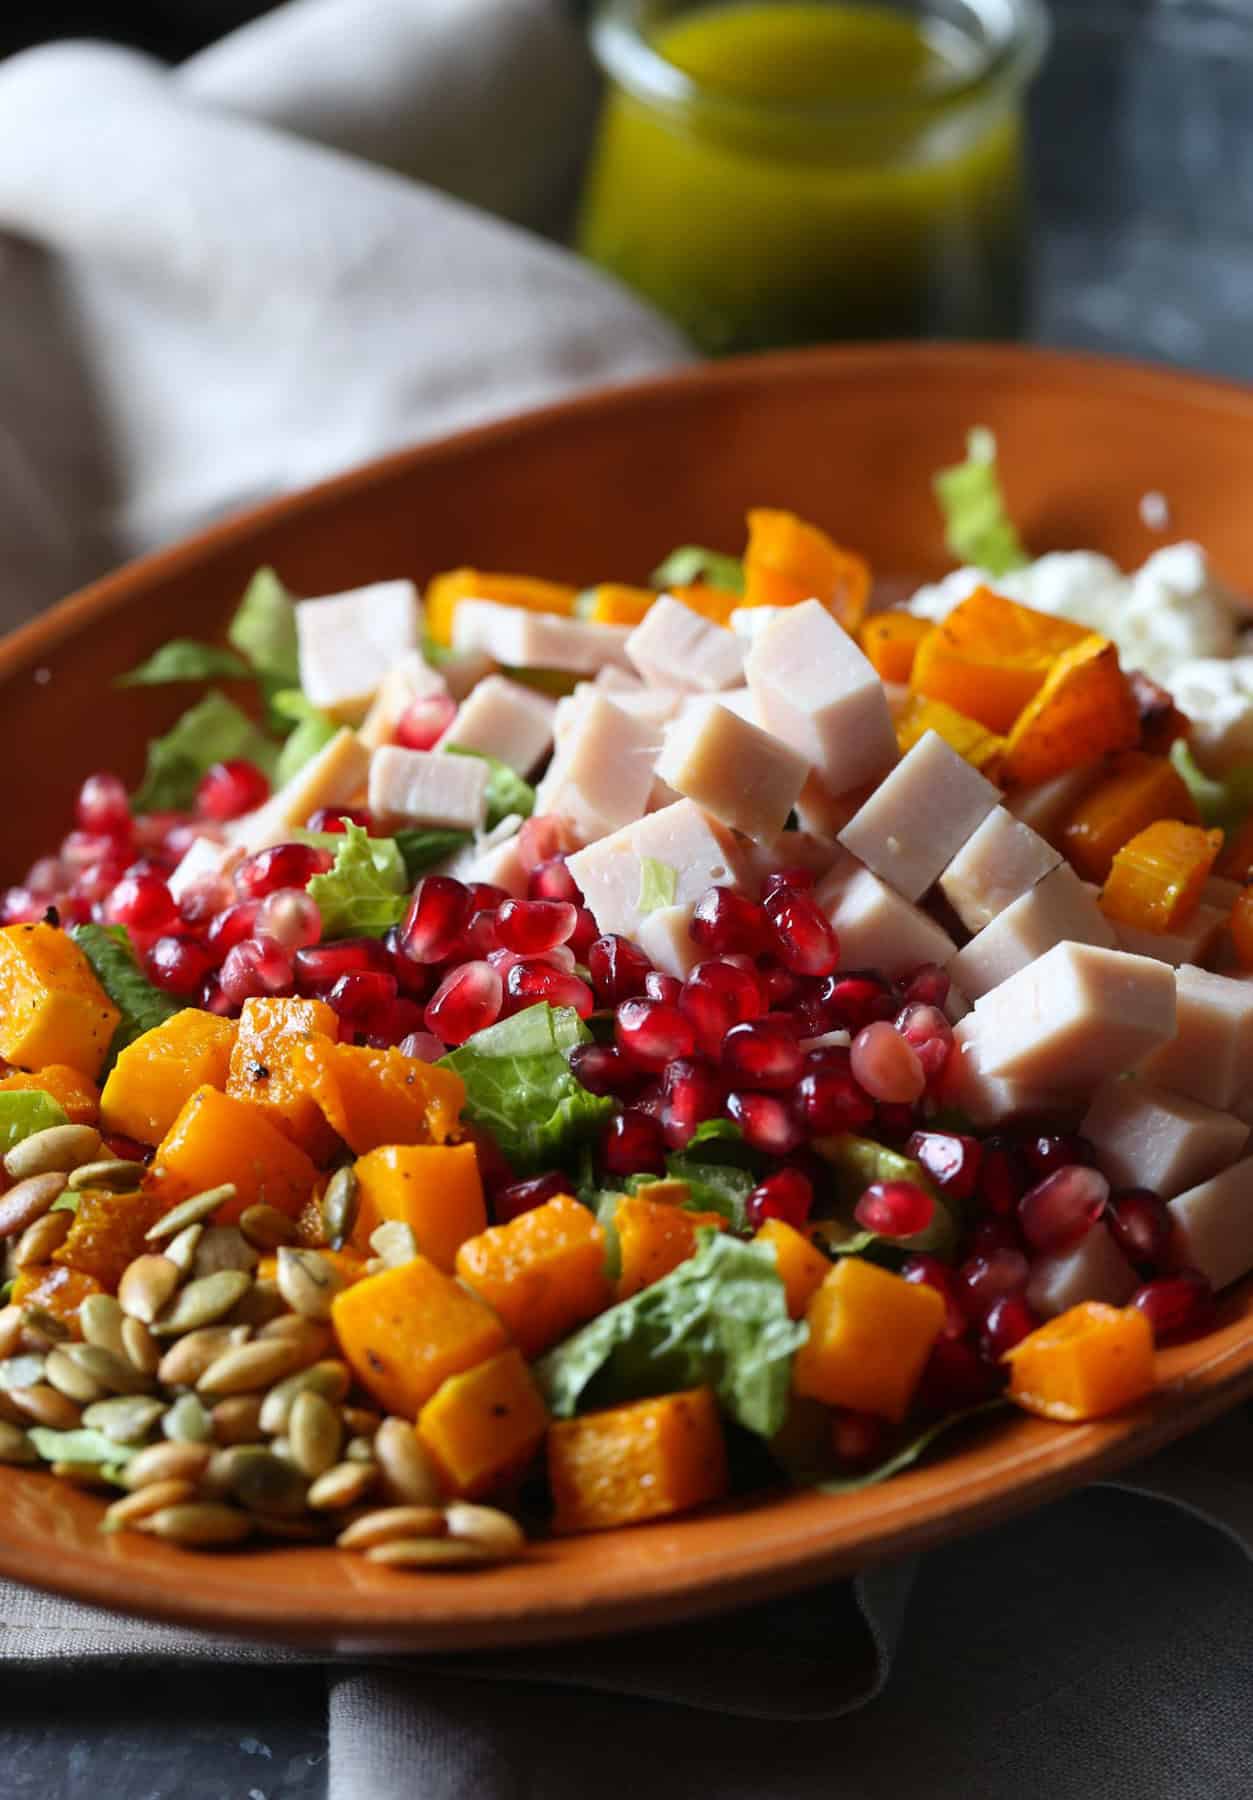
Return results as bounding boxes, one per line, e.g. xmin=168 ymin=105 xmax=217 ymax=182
xmin=536 ymin=1230 xmax=805 ymax=1438
xmin=445 ymin=747 xmax=535 ymax=831
xmin=131 ymin=691 xmax=279 ymax=813
xmin=934 ymin=427 xmax=1029 ymax=578
xmin=658 ymin=1156 xmax=754 ymax=1229
xmin=650 ymin=545 xmax=746 ymax=595
xmin=71 ymin=922 xmax=179 ymax=1064
xmin=1169 ymin=739 xmax=1253 ymax=834
xmin=304 ymin=822 xmax=408 ymax=939
xmin=637 ymin=857 xmax=677 ymax=915
xmin=227 ymin=566 xmax=300 ymax=688
xmin=0 ymin=1090 xmax=69 ymax=1154
xmin=392 ymin=827 xmax=474 ymax=883
xmin=268 ymin=687 xmax=340 ymax=785
xmin=117 ymin=641 xmax=250 ymax=687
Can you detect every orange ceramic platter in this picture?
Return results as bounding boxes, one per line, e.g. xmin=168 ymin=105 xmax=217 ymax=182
xmin=1 ymin=345 xmax=1251 ymax=1651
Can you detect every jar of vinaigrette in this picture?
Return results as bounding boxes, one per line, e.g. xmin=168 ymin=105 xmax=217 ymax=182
xmin=577 ymin=0 xmax=1050 ymax=352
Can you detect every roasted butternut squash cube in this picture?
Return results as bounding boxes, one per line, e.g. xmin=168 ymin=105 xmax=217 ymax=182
xmin=793 ymin=1256 xmax=946 ymax=1422
xmin=10 ymin=1264 xmax=103 ymax=1335
xmin=753 ymin=1219 xmax=831 ymax=1319
xmin=1005 ymin=1301 xmax=1155 ymax=1421
xmin=290 ymin=1039 xmax=463 ymax=1155
xmin=351 ymin=1142 xmax=486 ymax=1272
xmin=910 ymin=587 xmax=1090 ymax=734
xmin=330 ymin=1254 xmax=508 ymax=1417
xmin=613 ymin=1193 xmax=724 ymax=1300
xmin=859 ymin=612 xmax=933 ymax=685
xmin=585 ymin=584 xmax=656 ymax=627
xmin=1059 ymin=750 xmax=1200 ymax=885
xmin=667 ymin=584 xmax=741 ymax=628
xmin=548 ymin=1387 xmax=729 ymax=1534
xmin=455 ymin=1194 xmax=611 ymax=1357
xmin=53 ymin=1186 xmax=168 ymax=1289
xmin=149 ymin=1085 xmax=318 ymax=1222
xmin=226 ymin=996 xmax=340 ymax=1161
xmin=424 ymin=568 xmax=578 ymax=647
xmin=743 ymin=509 xmax=869 ymax=631
xmin=0 ymin=923 xmax=120 ymax=1079
xmin=417 ymin=1346 xmax=549 ymax=1498
xmin=100 ymin=1009 xmax=237 ymax=1146
xmin=1000 ymin=635 xmax=1141 ymax=788
xmin=894 ymin=693 xmax=1006 ymax=773
xmin=0 ymin=1064 xmax=99 ymax=1126
xmin=1100 ymin=819 xmax=1223 ymax=933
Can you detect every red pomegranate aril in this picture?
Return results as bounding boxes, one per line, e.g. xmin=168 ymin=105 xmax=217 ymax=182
xmin=177 ymin=875 xmax=233 ymax=929
xmin=397 ymin=1029 xmax=446 ymax=1063
xmin=235 ymin=842 xmax=333 ymax=901
xmin=902 ymin=963 xmax=951 ymax=1009
xmin=218 ymin=934 xmax=295 ymax=1007
xmin=632 ymin=1080 xmax=667 ymax=1124
xmin=661 ymin=1057 xmax=726 ymax=1150
xmin=615 ymin=997 xmax=695 ymax=1072
xmin=1106 ymin=1187 xmax=1173 ymax=1273
xmin=644 ymin=970 xmax=683 ymax=1005
xmin=394 ymin=691 xmax=457 ymax=751
xmin=792 ymin=1052 xmax=875 ymax=1135
xmin=689 ymin=886 xmax=768 ymax=956
xmin=1022 ymin=1133 xmax=1097 ymax=1177
xmin=304 ymin=805 xmax=374 ymax=835
xmin=257 ymin=888 xmax=322 ymax=951
xmin=850 ymin=1020 xmax=925 ymax=1104
xmin=517 ymin=814 xmax=580 ymax=874
xmin=196 ymin=759 xmax=270 ymax=822
xmin=466 ymin=882 xmax=510 ymax=915
xmin=102 ymin=870 xmax=178 ymax=937
xmin=1131 ymin=1268 xmax=1214 ymax=1339
xmin=505 ymin=960 xmax=595 ymax=1017
xmin=746 ymin=1167 xmax=813 ymax=1231
xmin=25 ymin=857 xmax=66 ymax=898
xmin=145 ymin=934 xmax=215 ymax=997
xmin=294 ymin=937 xmax=391 ymax=990
xmin=875 ymin=1101 xmax=918 ymax=1142
xmin=587 ymin=934 xmax=653 ymax=1006
xmin=906 ymin=1130 xmax=983 ymax=1204
xmin=328 ymin=970 xmax=399 ymax=1025
xmin=0 ymin=887 xmax=39 ymax=924
xmin=679 ymin=959 xmax=766 ymax=1055
xmin=854 ymin=1180 xmax=934 ymax=1239
xmin=764 ymin=887 xmax=839 ymax=978
xmin=400 ymin=877 xmax=471 ymax=964
xmin=527 ymin=856 xmax=582 ymax=904
xmin=1018 ymin=1165 xmax=1109 ymax=1254
xmin=969 ymin=1213 xmax=1023 ymax=1257
xmin=362 ymin=998 xmax=428 ymax=1050
xmin=600 ymin=1110 xmax=667 ymax=1178
xmin=198 ymin=972 xmax=234 ymax=1016
xmin=495 ymin=897 xmax=578 ymax=956
xmin=976 ymin=1136 xmax=1028 ymax=1216
xmin=569 ymin=1043 xmax=642 ymax=1099
xmin=901 ymin=1253 xmax=966 ymax=1338
xmin=424 ymin=960 xmax=503 ymax=1045
xmin=567 ymin=905 xmax=599 ymax=961
xmin=725 ymin=1090 xmax=804 ymax=1156
xmin=893 ymin=1002 xmax=954 ymax=1084
xmin=489 ymin=943 xmax=576 ymax=977
xmin=819 ymin=971 xmax=898 ymax=1032
xmin=917 ymin=1335 xmax=1002 ymax=1414
xmin=720 ymin=1018 xmax=803 ymax=1092
xmin=980 ymin=1293 xmax=1040 ymax=1362
xmin=75 ymin=772 xmax=131 ymax=837
xmin=760 ymin=962 xmax=804 ymax=1010
xmin=206 ymin=899 xmax=262 ymax=956
xmin=957 ymin=1248 xmax=1030 ymax=1322
xmin=456 ymin=909 xmax=501 ymax=960
xmin=831 ymin=1409 xmax=888 ymax=1468
xmin=762 ymin=866 xmax=816 ymax=897
xmin=494 ymin=1170 xmax=570 ymax=1224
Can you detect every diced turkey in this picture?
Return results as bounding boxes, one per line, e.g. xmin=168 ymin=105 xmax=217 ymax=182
xmin=532 ymin=693 xmax=660 ymax=843
xmin=1111 ymin=904 xmax=1228 ymax=969
xmin=1004 ymin=759 xmax=1106 ymax=841
xmin=451 ymin=600 xmax=633 ymax=674
xmin=635 ymin=904 xmax=703 ymax=980
xmin=295 ymin=580 xmax=419 ymax=724
xmin=654 ymin=699 xmax=809 ymax=843
xmin=625 ymin=595 xmax=745 ymax=692
xmin=228 ymin=729 xmax=370 ymax=853
xmin=167 ymin=834 xmax=238 ymax=902
xmin=1080 ymin=1078 xmax=1248 ymax=1200
xmin=837 ymin=730 xmax=999 ymax=902
xmin=437 ymin=675 xmax=556 ymax=775
xmin=1168 ymin=1156 xmax=1253 ymax=1290
xmin=1026 ymin=1223 xmax=1140 ymax=1318
xmin=358 ymin=649 xmax=448 ymax=752
xmin=567 ymin=799 xmax=752 ymax=942
xmin=1138 ymin=964 xmax=1253 ymax=1113
xmin=814 ymin=857 xmax=957 ymax=982
xmin=367 ymin=745 xmax=488 ymax=832
xmin=947 ymin=864 xmax=1117 ymax=1002
xmin=938 ymin=805 xmax=1062 ymax=933
xmin=945 ymin=1016 xmax=1078 ymax=1128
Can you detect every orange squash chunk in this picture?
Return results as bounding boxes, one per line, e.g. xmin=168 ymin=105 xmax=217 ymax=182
xmin=894 ymin=693 xmax=1006 ymax=773
xmin=910 ymin=587 xmax=1090 ymax=734
xmin=424 ymin=568 xmax=578 ymax=647
xmin=999 ymin=634 xmax=1141 ymax=787
xmin=417 ymin=1346 xmax=549 ymax=1498
xmin=10 ymin=1264 xmax=103 ymax=1335
xmin=351 ymin=1142 xmax=487 ymax=1272
xmin=456 ymin=1194 xmax=611 ymax=1358
xmin=1005 ymin=1301 xmax=1154 ymax=1421
xmin=667 ymin=583 xmax=742 ymax=628
xmin=584 ymin=584 xmax=656 ymax=627
xmin=226 ymin=996 xmax=341 ymax=1162
xmin=149 ymin=1085 xmax=318 ymax=1222
xmin=330 ymin=1254 xmax=508 ymax=1418
xmin=613 ymin=1194 xmax=725 ymax=1300
xmin=753 ymin=1219 xmax=831 ymax=1320
xmin=0 ymin=923 xmax=121 ymax=1079
xmin=743 ymin=508 xmax=869 ymax=631
xmin=793 ymin=1256 xmax=945 ymax=1422
xmin=100 ymin=1008 xmax=237 ymax=1146
xmin=0 ymin=1065 xmax=99 ymax=1126
xmin=548 ymin=1386 xmax=729 ymax=1534
xmin=53 ymin=1186 xmax=168 ymax=1290
xmin=1060 ymin=751 xmax=1200 ymax=884
xmin=1100 ymin=819 xmax=1223 ymax=932
xmin=290 ymin=1039 xmax=463 ymax=1156
xmin=859 ymin=612 xmax=933 ymax=685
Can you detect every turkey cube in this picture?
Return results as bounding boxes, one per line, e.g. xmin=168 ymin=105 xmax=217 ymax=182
xmin=358 ymin=649 xmax=448 ymax=752
xmin=295 ymin=580 xmax=419 ymax=724
xmin=945 ymin=1017 xmax=1078 ymax=1128
xmin=939 ymin=805 xmax=1062 ymax=932
xmin=1026 ymin=1223 xmax=1139 ymax=1319
xmin=437 ymin=675 xmax=555 ymax=775
xmin=970 ymin=941 xmax=1176 ymax=1089
xmin=837 ymin=730 xmax=999 ymax=902
xmin=439 ymin=648 xmax=498 ymax=702
xmin=167 ymin=835 xmax=238 ymax=902
xmin=729 ymin=606 xmax=783 ymax=646
xmin=794 ymin=770 xmax=865 ymax=841
xmin=1004 ymin=759 xmax=1106 ymax=841
xmin=625 ymin=595 xmax=744 ymax=692
xmin=602 ymin=686 xmax=685 ymax=730
xmin=947 ymin=864 xmax=1117 ymax=1002
xmin=457 ymin=822 xmax=529 ymax=899
xmin=1080 ymin=1079 xmax=1248 ymax=1201
xmin=815 ymin=859 xmax=957 ymax=982
xmin=367 ymin=746 xmax=488 ymax=832
xmin=715 ymin=687 xmax=759 ymax=724
xmin=595 ymin=665 xmax=642 ymax=692
xmin=743 ymin=827 xmax=842 ymax=889
xmin=1112 ymin=904 xmax=1227 ymax=969
xmin=229 ymin=729 xmax=370 ymax=853
xmin=636 ymin=904 xmax=703 ymax=980
xmin=451 ymin=600 xmax=633 ymax=674
xmin=746 ymin=601 xmax=897 ymax=797
xmin=532 ymin=693 xmax=660 ymax=843
xmin=655 ymin=699 xmax=809 ymax=843
xmin=567 ymin=799 xmax=751 ymax=940
xmin=1168 ymin=1156 xmax=1253 ymax=1290
xmin=1138 ymin=965 xmax=1253 ymax=1112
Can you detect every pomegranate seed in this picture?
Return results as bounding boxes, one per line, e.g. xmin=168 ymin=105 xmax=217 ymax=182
xmin=854 ymin=1180 xmax=934 ymax=1238
xmin=218 ymin=933 xmax=295 ymax=1007
xmin=517 ymin=814 xmax=580 ymax=873
xmin=178 ymin=875 xmax=233 ymax=928
xmin=1018 ymin=1165 xmax=1109 ymax=1253
xmin=976 ymin=1136 xmax=1028 ymax=1216
xmin=660 ymin=1056 xmax=726 ymax=1150
xmin=400 ymin=877 xmax=471 ymax=964
xmin=362 ymin=997 xmax=430 ymax=1049
xmin=62 ymin=829 xmax=125 ymax=873
xmin=850 ymin=1021 xmax=925 ymax=1104
xmin=1131 ymin=1268 xmax=1214 ymax=1339
xmin=679 ymin=958 xmax=765 ymax=1052
xmin=690 ymin=887 xmax=768 ymax=956
xmin=600 ymin=1110 xmax=667 ymax=1177
xmin=721 ymin=1018 xmax=803 ymax=1092
xmin=569 ymin=1043 xmax=642 ymax=1098
xmin=489 ymin=943 xmax=576 ymax=976
xmin=395 ymin=691 xmax=457 ymax=751
xmin=615 ymin=998 xmax=695 ymax=1072
xmin=235 ymin=842 xmax=333 ymax=900
xmin=145 ymin=934 xmax=214 ymax=996
xmin=75 ymin=772 xmax=131 ymax=837
xmin=0 ymin=887 xmax=39 ymax=924
xmin=328 ymin=970 xmax=399 ymax=1026
xmin=726 ymin=1090 xmax=804 ymax=1156
xmin=466 ymin=882 xmax=510 ymax=914
xmin=957 ymin=1248 xmax=1030 ymax=1322
xmin=643 ymin=970 xmax=682 ymax=1004
xmin=25 ymin=857 xmax=66 ymax=898
xmin=567 ymin=905 xmax=599 ymax=961
xmin=397 ymin=1030 xmax=445 ymax=1062
xmin=917 ymin=1336 xmax=1002 ymax=1414
xmin=893 ymin=1003 xmax=954 ymax=1084
xmin=764 ymin=887 xmax=839 ymax=977
xmin=206 ymin=899 xmax=261 ymax=957
xmin=505 ymin=960 xmax=594 ymax=1017
xmin=762 ymin=866 xmax=816 ymax=896
xmin=424 ymin=960 xmax=503 ymax=1045
xmin=875 ymin=1101 xmax=917 ymax=1142
xmin=305 ymin=805 xmax=374 ymax=834
xmin=102 ymin=869 xmax=177 ymax=937
xmin=831 ymin=1409 xmax=887 ymax=1467
xmin=792 ymin=1049 xmax=875 ymax=1135
xmin=450 ymin=909 xmax=499 ymax=960
xmin=901 ymin=1253 xmax=967 ymax=1338
xmin=196 ymin=759 xmax=270 ymax=821
xmin=384 ymin=926 xmax=436 ymax=1001
xmin=746 ymin=1167 xmax=813 ymax=1230
xmin=494 ymin=1170 xmax=570 ymax=1224
xmin=495 ymin=897 xmax=578 ymax=956
xmin=1022 ymin=1133 xmax=1097 ymax=1177
xmin=632 ymin=1080 xmax=667 ymax=1125
xmin=588 ymin=934 xmax=653 ymax=1006
xmin=906 ymin=1131 xmax=982 ymax=1204
xmin=198 ymin=971 xmax=234 ymax=1016
xmin=294 ymin=937 xmax=391 ymax=990
xmin=980 ymin=1293 xmax=1040 ymax=1361
xmin=528 ymin=856 xmax=582 ymax=903
xmin=760 ymin=962 xmax=804 ymax=1010
xmin=1107 ymin=1187 xmax=1173 ymax=1274
xmin=902 ymin=963 xmax=951 ymax=1009
xmin=969 ymin=1213 xmax=1023 ymax=1256
xmin=257 ymin=888 xmax=322 ymax=951
xmin=819 ymin=971 xmax=898 ymax=1032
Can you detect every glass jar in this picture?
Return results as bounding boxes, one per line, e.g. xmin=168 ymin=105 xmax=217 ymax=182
xmin=577 ymin=0 xmax=1051 ymax=353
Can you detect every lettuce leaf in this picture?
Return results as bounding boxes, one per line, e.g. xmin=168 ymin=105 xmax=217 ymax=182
xmin=0 ymin=1090 xmax=69 ymax=1154
xmin=934 ymin=428 xmax=1030 ymax=578
xmin=71 ymin=922 xmax=179 ymax=1064
xmin=810 ymin=1133 xmax=957 ymax=1256
xmin=438 ymin=1003 xmax=614 ymax=1172
xmin=305 ymin=822 xmax=408 ymax=939
xmin=1169 ymin=739 xmax=1253 ymax=834
xmin=536 ymin=1230 xmax=805 ymax=1438
xmin=637 ymin=857 xmax=677 ymax=915
xmin=117 ymin=641 xmax=250 ymax=687
xmin=446 ymin=747 xmax=535 ymax=831
xmin=650 ymin=545 xmax=746 ymax=595
xmin=131 ymin=691 xmax=280 ymax=813
xmin=393 ymin=828 xmax=474 ymax=883
xmin=227 ymin=566 xmax=300 ymax=688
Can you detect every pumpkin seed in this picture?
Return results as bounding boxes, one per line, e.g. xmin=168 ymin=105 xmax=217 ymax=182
xmin=8 ymin=1384 xmax=82 ymax=1430
xmin=221 ymin=1445 xmax=309 ymax=1515
xmin=319 ymin=1167 xmax=358 ymax=1250
xmin=341 ymin=1405 xmax=381 ymax=1438
xmin=343 ymin=1436 xmax=376 ymax=1465
xmin=267 ymin=1435 xmax=296 ymax=1465
xmin=336 ymin=1506 xmax=445 ymax=1551
xmin=80 ymin=1293 xmax=128 ymax=1360
xmin=191 ymin=1228 xmax=258 ymax=1280
xmin=238 ymin=1205 xmax=299 ymax=1251
xmin=120 ymin=1315 xmax=159 ymax=1376
xmin=163 ymin=1223 xmax=203 ymax=1274
xmin=276 ymin=1247 xmax=345 ymax=1322
xmin=248 ymin=1512 xmax=329 ymax=1542
xmin=142 ymin=1502 xmax=252 ymax=1546
xmin=0 ymin=1353 xmax=47 ymax=1391
xmin=0 ymin=1305 xmax=23 ymax=1360
xmin=81 ymin=1395 xmax=165 ymax=1445
xmin=103 ymin=1478 xmax=197 ymax=1529
xmin=369 ymin=1221 xmax=418 ymax=1268
xmin=211 ymin=1395 xmax=265 ymax=1446
xmin=0 ymin=1173 xmax=67 ymax=1238
xmin=43 ymin=1348 xmax=108 ymax=1404
xmin=60 ymin=1343 xmax=154 ymax=1396
xmin=3 ymin=1124 xmax=101 ymax=1181
xmin=117 ymin=1255 xmax=181 ymax=1325
xmin=374 ymin=1417 xmax=442 ymax=1506
xmin=151 ymin=1270 xmax=251 ymax=1337
xmin=222 ymin=1278 xmax=285 ymax=1329
xmin=17 ymin=1304 xmax=69 ymax=1348
xmin=258 ymin=1315 xmax=334 ymax=1358
xmin=145 ymin=1186 xmax=237 ymax=1242
xmin=365 ymin=1537 xmax=495 ymax=1569
xmin=444 ymin=1502 xmax=525 ymax=1557
xmin=162 ymin=1393 xmax=213 ymax=1444
xmin=257 ymin=1360 xmax=350 ymax=1436
xmin=288 ymin=1389 xmax=342 ymax=1479
xmin=67 ymin=1159 xmax=145 ymax=1193
xmin=51 ymin=1461 xmax=121 ymax=1490
xmin=124 ymin=1440 xmax=211 ymax=1490
xmin=13 ymin=1210 xmax=71 ymax=1267
xmin=197 ymin=1338 xmax=311 ymax=1397
xmin=156 ymin=1325 xmax=236 ymax=1388
xmin=0 ymin=1420 xmax=36 ymax=1464
xmin=307 ymin=1460 xmax=377 ymax=1511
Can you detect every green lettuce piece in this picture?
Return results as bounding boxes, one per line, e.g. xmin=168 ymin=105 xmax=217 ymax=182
xmin=438 ymin=1003 xmax=614 ymax=1173
xmin=117 ymin=640 xmax=250 ymax=687
xmin=1169 ymin=739 xmax=1253 ymax=834
xmin=637 ymin=857 xmax=677 ymax=915
xmin=71 ymin=923 xmax=179 ymax=1064
xmin=393 ymin=828 xmax=473 ymax=883
xmin=445 ymin=747 xmax=535 ymax=830
xmin=934 ymin=427 xmax=1030 ymax=577
xmin=275 ymin=709 xmax=339 ymax=785
xmin=661 ymin=1157 xmax=754 ymax=1229
xmin=27 ymin=1426 xmax=135 ymax=1478
xmin=0 ymin=1091 xmax=69 ymax=1155
xmin=536 ymin=1230 xmax=805 ymax=1438
xmin=811 ymin=1133 xmax=957 ymax=1255
xmin=815 ymin=1400 xmax=1007 ymax=1494
xmin=650 ymin=545 xmax=746 ymax=594
xmin=132 ymin=691 xmax=279 ymax=813
xmin=305 ymin=822 xmax=408 ymax=939
xmin=227 ymin=567 xmax=300 ymax=687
